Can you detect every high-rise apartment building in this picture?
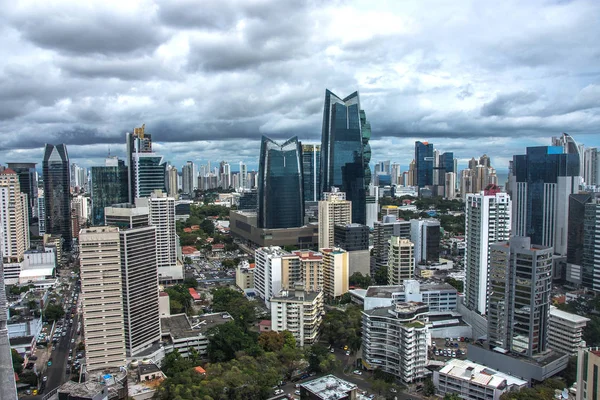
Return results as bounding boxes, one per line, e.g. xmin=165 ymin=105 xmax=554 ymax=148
xmin=181 ymin=161 xmax=196 ymax=195
xmin=321 ymin=247 xmax=349 ymax=298
xmin=511 ymin=134 xmax=581 ymax=255
xmin=320 ymin=90 xmax=371 ymax=225
xmin=105 ymin=207 xmax=160 ymax=357
xmin=444 ymin=172 xmax=456 ymax=199
xmin=290 ymin=250 xmax=324 ymax=292
xmin=90 ymin=157 xmax=128 ymax=225
xmin=318 ymin=190 xmax=351 ymax=249
xmin=239 ymin=161 xmax=248 ymax=190
xmin=0 ymin=257 xmax=18 ymax=398
xmin=582 ymin=196 xmax=600 ymax=291
xmin=415 ymin=141 xmax=433 ymax=188
xmin=365 ymin=183 xmax=378 ymax=228
xmin=254 ymin=246 xmax=288 ymax=309
xmin=582 ymin=147 xmax=599 ymax=186
xmin=166 ymin=165 xmax=178 ymax=198
xmin=79 ymin=227 xmax=127 ymax=371
xmin=576 ymin=346 xmax=600 ymax=400
xmin=464 ymin=189 xmax=511 ymax=315
xmin=488 ymin=237 xmax=552 ymax=357
xmin=43 ymin=143 xmax=72 ymax=250
xmin=7 ymin=163 xmax=37 ymax=221
xmin=258 ymin=136 xmax=304 ymax=229
xmin=126 ymin=124 xmax=166 ymax=202
xmin=410 ymin=219 xmax=440 ymax=265
xmin=460 ymin=155 xmax=498 ymax=199
xmin=548 ymin=306 xmax=589 ymax=356
xmin=387 ymin=237 xmax=415 ymax=285
xmin=301 ymin=143 xmax=320 ymax=203
xmin=0 ymin=169 xmax=29 ymax=263
xmin=372 ymin=218 xmax=411 ymax=275
xmin=362 ymin=302 xmax=429 ymax=383
xmin=271 ymin=288 xmax=324 ymax=347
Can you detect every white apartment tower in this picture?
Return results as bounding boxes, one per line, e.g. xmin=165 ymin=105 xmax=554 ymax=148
xmin=321 ymin=247 xmax=349 ymax=298
xmin=318 ymin=190 xmax=352 ymax=249
xmin=79 ymin=227 xmax=127 ymax=371
xmin=0 ymin=169 xmax=29 ymax=263
xmin=254 ymin=246 xmax=288 ymax=309
xmin=387 ymin=237 xmax=415 ymax=285
xmin=271 ymin=288 xmax=324 ymax=347
xmin=464 ymin=190 xmax=511 ymax=315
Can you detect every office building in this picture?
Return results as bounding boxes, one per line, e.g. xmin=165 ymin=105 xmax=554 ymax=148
xmin=511 ymin=134 xmax=581 ymax=255
xmin=372 ymin=218 xmax=411 ymax=275
xmin=415 ymin=141 xmax=433 ymax=188
xmin=548 ymin=306 xmax=589 ymax=356
xmin=321 ymin=247 xmax=349 ymax=298
xmin=582 ymin=147 xmax=599 ymax=186
xmin=7 ymin=163 xmax=37 ymax=221
xmin=320 ymin=90 xmax=371 ymax=225
xmin=464 ymin=189 xmax=512 ymax=315
xmin=299 ymin=375 xmax=358 ymax=400
xmin=301 ymin=143 xmax=320 ymax=203
xmin=126 ymin=124 xmax=166 ymax=202
xmin=79 ymin=227 xmax=126 ymax=371
xmin=365 ymin=183 xmax=378 ymax=228
xmin=410 ymin=219 xmax=441 ymax=265
xmin=434 ymin=359 xmax=527 ymax=400
xmin=238 ymin=189 xmax=258 ymax=211
xmin=0 ymin=169 xmax=29 ymax=263
xmin=270 ymin=287 xmax=324 ymax=347
xmin=445 ymin=172 xmax=456 ymax=199
xmin=334 ymin=223 xmax=370 ymax=276
xmin=36 ymin=190 xmax=45 ymax=235
xmin=488 ymin=237 xmax=553 ymax=357
xmin=43 ymin=143 xmax=72 ymax=250
xmin=391 ymin=163 xmax=401 ymax=185
xmin=582 ymin=196 xmax=600 ymax=291
xmin=105 ymin=207 xmax=160 ymax=357
xmin=565 ymin=193 xmax=594 ymax=285
xmin=387 ymin=237 xmax=415 ymax=285
xmin=258 ymin=136 xmax=304 ymax=229
xmin=90 ymin=157 xmax=129 ymax=225
xmin=0 ymin=257 xmax=18 ymax=398
xmin=362 ymin=302 xmax=429 ymax=383
xmin=318 ymin=189 xmax=351 ymax=249
xmin=235 ymin=262 xmax=255 ymax=290
xmin=181 ymin=161 xmax=196 ymax=195
xmin=576 ymin=346 xmax=600 ymax=400
xmin=254 ymin=246 xmax=288 ymax=309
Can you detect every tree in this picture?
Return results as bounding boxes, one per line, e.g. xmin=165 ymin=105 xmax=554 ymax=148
xmin=306 ymin=344 xmax=339 ymax=374
xmin=211 ymin=287 xmax=256 ymax=328
xmin=162 ymin=349 xmax=193 ymax=377
xmin=19 ymin=371 xmax=38 ymax=386
xmin=44 ymin=304 xmax=65 ymax=322
xmin=183 ymin=277 xmax=198 ymax=289
xmin=374 ymin=266 xmax=388 ymax=285
xmin=445 ymin=277 xmax=464 ymax=293
xmin=349 ymin=272 xmax=373 ymax=288
xmin=200 ymin=219 xmax=215 ymax=235
xmin=258 ymin=331 xmax=285 ymax=352
xmin=423 ymin=377 xmax=435 ymax=396
xmin=11 ymin=349 xmax=23 ymax=374
xmin=165 ymin=285 xmax=193 ymax=314
xmin=207 ymin=322 xmax=260 ymax=362
xmin=444 ymin=394 xmax=462 ymax=400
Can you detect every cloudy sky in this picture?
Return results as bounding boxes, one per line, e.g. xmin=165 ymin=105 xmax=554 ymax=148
xmin=1 ymin=0 xmax=600 ymax=174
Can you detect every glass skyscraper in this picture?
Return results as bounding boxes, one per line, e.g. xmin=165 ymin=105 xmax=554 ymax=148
xmin=126 ymin=125 xmax=166 ymax=202
xmin=415 ymin=141 xmax=433 ymax=188
xmin=258 ymin=136 xmax=304 ymax=229
xmin=438 ymin=152 xmax=454 ymax=185
xmin=91 ymin=157 xmax=129 ymax=225
xmin=43 ymin=143 xmax=72 ymax=250
xmin=320 ymin=90 xmax=371 ymax=224
xmin=301 ymin=143 xmax=320 ymax=203
xmin=511 ymin=134 xmax=581 ymax=255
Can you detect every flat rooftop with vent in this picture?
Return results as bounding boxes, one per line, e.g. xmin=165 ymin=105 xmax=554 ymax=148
xmin=300 ymin=374 xmax=358 ymax=400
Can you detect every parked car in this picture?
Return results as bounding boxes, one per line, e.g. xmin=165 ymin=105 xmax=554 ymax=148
xmin=353 ymin=370 xmax=362 ymax=375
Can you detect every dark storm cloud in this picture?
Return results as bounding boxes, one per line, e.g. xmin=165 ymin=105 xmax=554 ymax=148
xmin=480 ymin=91 xmax=540 ymax=117
xmin=7 ymin=3 xmax=168 ymax=55
xmin=58 ymin=56 xmax=177 ymax=81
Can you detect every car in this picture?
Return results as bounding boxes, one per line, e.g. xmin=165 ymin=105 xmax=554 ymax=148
xmin=52 ymin=345 xmax=56 ymax=351
xmin=43 ymin=376 xmax=48 ymax=382
xmin=390 ymin=388 xmax=397 ymax=393
xmin=273 ymin=389 xmax=284 ymax=395
xmin=330 ymin=348 xmax=334 ymax=353
xmin=345 ymin=351 xmax=350 ymax=356
xmin=353 ymin=370 xmax=362 ymax=375
xmin=295 ymin=390 xmax=301 ymax=395
xmin=295 ymin=384 xmax=300 ymax=388
xmin=71 ymin=338 xmax=75 ymax=343
xmin=47 ymin=361 xmax=52 ymax=366
xmin=68 ymin=356 xmax=72 ymax=361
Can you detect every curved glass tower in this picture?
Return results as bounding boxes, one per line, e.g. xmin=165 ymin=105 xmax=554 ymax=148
xmin=320 ymin=90 xmax=370 ymax=224
xmin=258 ymin=136 xmax=304 ymax=229
xmin=43 ymin=143 xmax=72 ymax=250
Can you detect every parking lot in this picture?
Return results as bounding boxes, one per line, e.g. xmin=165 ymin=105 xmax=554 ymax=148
xmin=429 ymin=336 xmax=470 ymax=361
xmin=185 ymin=258 xmax=236 ymax=287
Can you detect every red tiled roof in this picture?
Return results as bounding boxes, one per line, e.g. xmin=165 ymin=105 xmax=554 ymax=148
xmin=212 ymin=244 xmax=225 ymax=250
xmin=159 ymin=292 xmax=169 ymax=297
xmin=194 ymin=366 xmax=206 ymax=374
xmin=258 ymin=320 xmax=271 ymax=326
xmin=249 ymin=263 xmax=255 ymax=269
xmin=188 ymin=288 xmax=201 ymax=301
xmin=182 ymin=246 xmax=198 ymax=255
xmin=1 ymin=168 xmax=16 ymax=175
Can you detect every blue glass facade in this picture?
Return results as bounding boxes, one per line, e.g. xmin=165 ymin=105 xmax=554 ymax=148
xmin=438 ymin=152 xmax=454 ymax=185
xmin=91 ymin=160 xmax=129 ymax=225
xmin=415 ymin=141 xmax=433 ymax=188
xmin=320 ymin=90 xmax=370 ymax=224
xmin=258 ymin=136 xmax=304 ymax=229
xmin=301 ymin=143 xmax=320 ymax=203
xmin=43 ymin=144 xmax=72 ymax=250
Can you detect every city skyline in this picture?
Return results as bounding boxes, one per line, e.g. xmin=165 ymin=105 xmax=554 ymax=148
xmin=1 ymin=1 xmax=600 ymax=172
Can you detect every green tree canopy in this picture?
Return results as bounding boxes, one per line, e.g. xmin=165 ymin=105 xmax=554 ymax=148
xmin=349 ymin=272 xmax=373 ymax=288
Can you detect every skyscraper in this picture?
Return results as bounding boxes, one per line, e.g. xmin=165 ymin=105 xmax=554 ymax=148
xmin=258 ymin=136 xmax=304 ymax=229
xmin=511 ymin=134 xmax=581 ymax=255
xmin=318 ymin=189 xmax=351 ymax=249
xmin=410 ymin=219 xmax=441 ymax=265
xmin=415 ymin=141 xmax=433 ymax=188
xmin=488 ymin=237 xmax=552 ymax=357
xmin=126 ymin=124 xmax=166 ymax=202
xmin=7 ymin=162 xmax=37 ymax=221
xmin=301 ymin=143 xmax=320 ymax=203
xmin=166 ymin=164 xmax=178 ymax=198
xmin=0 ymin=169 xmax=29 ymax=263
xmin=80 ymin=227 xmax=127 ymax=371
xmin=320 ymin=90 xmax=371 ymax=224
xmin=43 ymin=143 xmax=72 ymax=250
xmin=105 ymin=207 xmax=160 ymax=357
xmin=387 ymin=237 xmax=415 ymax=285
xmin=0 ymin=256 xmax=18 ymax=399
xmin=464 ymin=189 xmax=511 ymax=315
xmin=181 ymin=161 xmax=196 ymax=195
xmin=582 ymin=196 xmax=600 ymax=291
xmin=90 ymin=157 xmax=129 ymax=225
xmin=239 ymin=161 xmax=248 ymax=190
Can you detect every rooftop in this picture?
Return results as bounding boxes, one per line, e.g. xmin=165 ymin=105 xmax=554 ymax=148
xmin=365 ymin=285 xmax=404 ymax=298
xmin=161 ymin=312 xmax=233 ymax=339
xmin=439 ymin=358 xmax=527 ymax=389
xmin=550 ymin=306 xmax=590 ymax=324
xmin=271 ymin=290 xmax=322 ymax=303
xmin=301 ymin=374 xmax=357 ymax=400
xmin=138 ymin=363 xmax=161 ymax=375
